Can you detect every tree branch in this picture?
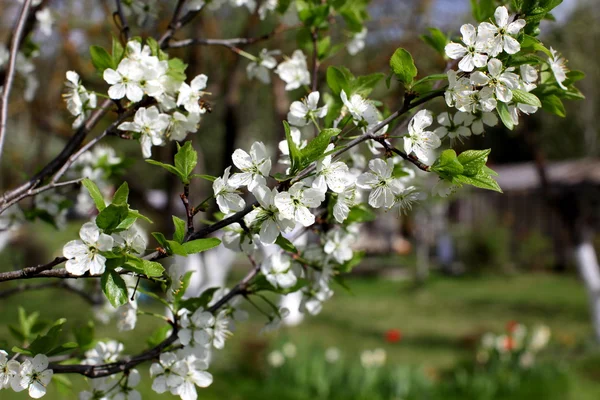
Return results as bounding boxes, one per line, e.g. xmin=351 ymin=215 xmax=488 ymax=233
xmin=0 ymin=0 xmax=33 ymax=164
xmin=114 ymin=0 xmax=130 ymax=42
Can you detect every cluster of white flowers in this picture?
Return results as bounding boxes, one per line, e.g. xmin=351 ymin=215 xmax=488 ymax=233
xmin=63 ymin=222 xmax=147 ymax=276
xmin=0 ymin=352 xmax=52 ymax=399
xmin=61 ymin=40 xmax=206 ymax=158
xmin=442 ymin=5 xmax=569 ymax=134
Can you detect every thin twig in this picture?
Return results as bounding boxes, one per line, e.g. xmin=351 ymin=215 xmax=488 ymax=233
xmin=0 ymin=0 xmax=33 ymax=164
xmin=181 ymin=184 xmax=194 ymax=237
xmin=114 ymin=0 xmax=130 ymax=42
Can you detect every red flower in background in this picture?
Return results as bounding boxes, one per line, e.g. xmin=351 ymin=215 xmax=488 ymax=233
xmin=503 ymin=336 xmax=515 ymax=351
xmin=385 ymin=329 xmax=402 ymax=343
xmin=506 ymin=320 xmax=518 ymax=333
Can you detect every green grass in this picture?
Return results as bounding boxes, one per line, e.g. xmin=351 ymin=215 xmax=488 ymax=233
xmin=1 ymin=257 xmax=600 ymax=399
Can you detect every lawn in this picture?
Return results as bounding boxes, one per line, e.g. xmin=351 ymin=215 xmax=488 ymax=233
xmin=1 ymin=265 xmax=600 ymax=399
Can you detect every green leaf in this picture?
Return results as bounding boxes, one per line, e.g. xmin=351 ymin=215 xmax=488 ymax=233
xmin=191 ymin=174 xmax=216 ymax=182
xmin=173 ymin=216 xmax=186 ymax=244
xmin=112 ymin=37 xmax=125 ymax=66
xmin=512 ymin=89 xmax=542 ymax=108
xmin=146 ymin=159 xmax=185 ymax=181
xmin=496 ymin=102 xmax=515 ymax=130
xmin=101 ymin=270 xmax=129 ymax=307
xmin=389 ymin=48 xmax=418 ymax=87
xmin=275 ymin=235 xmax=298 ymax=254
xmin=283 ymin=121 xmax=303 ymax=173
xmin=182 ymin=238 xmax=222 ymax=254
xmin=298 ymin=128 xmax=340 ymax=169
xmin=350 ymin=73 xmax=385 ymax=97
xmin=326 ymin=66 xmax=351 ymax=96
xmin=453 ymin=172 xmax=502 ymax=193
xmin=82 ymin=178 xmax=106 ymax=211
xmin=540 ymin=94 xmax=566 ymax=117
xmin=412 ymin=73 xmax=448 ymax=94
xmin=470 ymin=0 xmax=496 ymax=22
xmin=127 ymin=209 xmax=152 ymax=224
xmin=167 ymin=58 xmax=188 ymax=81
xmin=345 ymin=205 xmax=376 ymax=223
xmin=73 ymin=321 xmax=94 ymax=351
xmin=457 ymin=149 xmax=491 ymax=176
xmin=173 ymin=271 xmax=194 ymax=303
xmin=46 ymin=342 xmax=78 ymax=357
xmin=174 ymin=141 xmax=198 ymax=184
xmin=123 ymin=256 xmax=165 ymax=277
xmin=167 ymin=240 xmax=188 ymax=256
xmin=95 ymin=204 xmax=129 ymax=233
xmin=420 ymin=28 xmax=448 ymax=55
xmin=89 ymin=45 xmax=114 ymax=73
xmin=431 ymin=150 xmax=464 ymax=177
xmin=112 ymin=181 xmax=129 ymax=205
xmin=27 ymin=319 xmax=66 ymax=355
xmin=152 ymin=232 xmax=170 ymax=249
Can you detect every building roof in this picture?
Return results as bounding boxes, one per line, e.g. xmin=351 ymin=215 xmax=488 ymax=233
xmin=491 ymin=158 xmax=600 ymax=191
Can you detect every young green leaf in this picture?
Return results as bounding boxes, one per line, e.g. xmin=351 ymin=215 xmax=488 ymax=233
xmin=389 ymin=48 xmax=418 ymax=87
xmin=82 ymin=178 xmax=106 ymax=211
xmin=275 ymin=235 xmax=298 ymax=254
xmin=101 ymin=270 xmax=128 ymax=307
xmin=89 ymin=45 xmax=114 ymax=73
xmin=112 ymin=181 xmax=129 ymax=205
xmin=95 ymin=204 xmax=129 ymax=233
xmin=174 ymin=141 xmax=198 ymax=184
xmin=283 ymin=121 xmax=303 ymax=173
xmin=457 ymin=149 xmax=491 ymax=176
xmin=511 ymin=89 xmax=542 ymax=108
xmin=146 ymin=159 xmax=185 ymax=181
xmin=431 ymin=150 xmax=464 ymax=177
xmin=540 ymin=94 xmax=566 ymax=117
xmin=496 ymin=102 xmax=515 ymax=130
xmin=420 ymin=28 xmax=448 ymax=55
xmin=182 ymin=238 xmax=222 ymax=255
xmin=173 ymin=216 xmax=186 ymax=244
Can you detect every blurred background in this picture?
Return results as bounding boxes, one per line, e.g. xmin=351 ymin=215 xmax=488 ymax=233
xmin=0 ymin=0 xmax=599 ymax=398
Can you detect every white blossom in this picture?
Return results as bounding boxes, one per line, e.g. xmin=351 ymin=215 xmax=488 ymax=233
xmin=11 ymin=354 xmax=53 ymax=399
xmin=258 ymin=0 xmax=277 ymax=19
xmin=63 ymin=71 xmax=97 ymax=128
xmin=177 ymin=74 xmax=209 ymax=114
xmin=178 ymin=308 xmax=213 ymax=350
xmin=63 ymin=222 xmax=114 ymax=276
xmin=445 ymin=24 xmax=488 ymax=72
xmin=112 ymin=369 xmax=141 ymax=400
xmin=356 ymin=158 xmax=403 ymax=209
xmin=261 ymin=252 xmax=296 ymax=289
xmin=35 ymin=8 xmax=54 ymax=36
xmin=245 ymin=184 xmax=295 ymax=245
xmin=403 ymin=110 xmax=441 ymax=162
xmin=0 ymin=350 xmax=19 ymax=389
xmin=287 ymin=91 xmax=328 ymax=127
xmin=312 ymin=144 xmax=350 ymax=194
xmin=112 ymin=225 xmax=147 ymax=255
xmin=347 ymin=28 xmax=367 ymax=55
xmin=392 ymin=186 xmax=421 ymax=214
xmin=478 ymin=6 xmax=526 ymax=56
xmin=213 ymin=166 xmax=246 ymax=213
xmin=229 ymin=142 xmax=272 ymax=191
xmin=340 ymin=90 xmax=380 ymax=129
xmin=246 ymin=49 xmax=279 ymax=84
xmin=434 ymin=112 xmax=472 ymax=141
xmin=84 ymin=341 xmax=124 ymax=365
xmin=470 ymin=58 xmax=519 ymax=103
xmin=548 ymin=47 xmax=569 ymax=90
xmin=333 ymin=185 xmax=358 ymax=223
xmin=167 ymin=112 xmax=200 ymax=141
xmin=118 ymin=106 xmax=170 ymax=158
xmin=104 ymin=59 xmax=145 ymax=102
xmin=274 ymin=50 xmax=310 ymax=91
xmin=323 ymin=229 xmax=354 ymax=263
xmin=274 ymin=182 xmax=324 ymax=227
